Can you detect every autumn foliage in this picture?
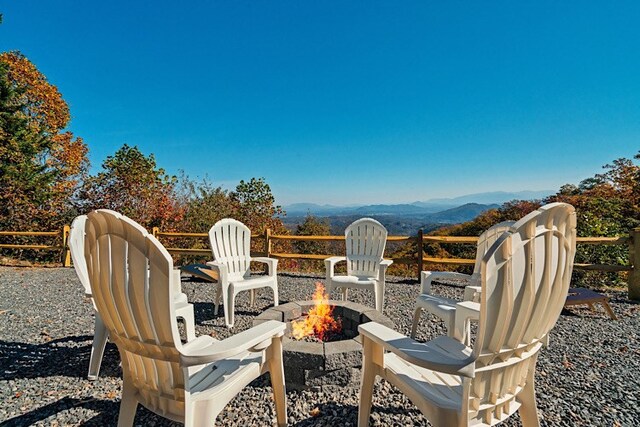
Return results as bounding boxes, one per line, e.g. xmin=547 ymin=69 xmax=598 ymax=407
xmin=0 ymin=51 xmax=89 ymax=234
xmin=426 ymin=153 xmax=640 ymax=288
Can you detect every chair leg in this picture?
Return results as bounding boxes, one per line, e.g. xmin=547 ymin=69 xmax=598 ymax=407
xmin=222 ymin=285 xmax=233 ymax=328
xmin=249 ymin=289 xmax=256 ymax=307
xmin=601 ymin=300 xmax=617 ymax=320
xmin=326 ymin=281 xmax=335 ymax=299
xmin=410 ymin=307 xmax=422 ymax=339
xmin=268 ymin=337 xmax=287 ymax=427
xmin=214 ymin=286 xmax=222 ymax=316
xmin=358 ymin=342 xmax=377 ymax=427
xmin=342 ymin=287 xmax=349 ymax=301
xmin=117 ymin=378 xmax=138 ymax=427
xmin=88 ymin=312 xmax=108 ymax=380
xmin=518 ymin=366 xmax=541 ymax=427
xmin=227 ymin=287 xmax=236 ymax=328
xmin=272 ymin=284 xmax=279 ymax=307
xmin=374 ymin=282 xmax=385 ymax=313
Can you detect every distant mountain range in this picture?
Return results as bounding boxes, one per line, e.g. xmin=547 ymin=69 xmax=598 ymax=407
xmin=415 ymin=190 xmax=553 ymax=206
xmin=284 ymin=190 xmax=551 ymax=216
xmin=282 ymin=190 xmax=552 ymax=234
xmin=282 ymin=202 xmax=500 ymax=235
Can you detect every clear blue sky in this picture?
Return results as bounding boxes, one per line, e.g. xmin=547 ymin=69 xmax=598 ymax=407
xmin=1 ymin=1 xmax=639 ymax=205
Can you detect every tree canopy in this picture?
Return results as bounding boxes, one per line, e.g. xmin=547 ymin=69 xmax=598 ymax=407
xmin=0 ymin=52 xmax=89 ymax=231
xmin=79 ymin=144 xmax=183 ymax=230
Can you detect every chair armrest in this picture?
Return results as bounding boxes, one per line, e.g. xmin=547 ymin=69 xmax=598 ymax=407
xmin=463 ymin=285 xmax=482 ymax=302
xmin=378 ymin=259 xmax=393 ymax=281
xmin=325 ymin=256 xmax=346 ymax=279
xmin=206 ymin=261 xmax=229 ymax=284
xmin=251 ymin=257 xmax=278 ymax=276
xmin=420 ymin=271 xmax=472 ymax=295
xmin=359 ymin=322 xmax=475 ymax=377
xmin=180 ymin=320 xmax=286 ymax=366
xmin=453 ymin=301 xmax=480 ymax=342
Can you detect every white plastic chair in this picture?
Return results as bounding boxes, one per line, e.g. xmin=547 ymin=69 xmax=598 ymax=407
xmin=83 ymin=210 xmax=287 ymax=426
xmin=358 ymin=202 xmax=576 ymax=427
xmin=69 ymin=215 xmax=196 ymax=380
xmin=325 ymin=218 xmax=392 ymax=313
xmin=411 ymin=221 xmax=515 ymax=342
xmin=207 ymin=218 xmax=279 ymax=328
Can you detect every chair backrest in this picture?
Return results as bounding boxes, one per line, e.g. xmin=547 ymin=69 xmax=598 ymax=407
xmin=469 ymin=203 xmax=576 ymax=425
xmin=84 ymin=210 xmax=185 ymax=419
xmin=471 ymin=221 xmax=515 ymax=279
xmin=69 ymin=215 xmax=91 ymax=296
xmin=209 ymin=218 xmax=252 ymax=281
xmin=344 ymin=218 xmax=388 ymax=278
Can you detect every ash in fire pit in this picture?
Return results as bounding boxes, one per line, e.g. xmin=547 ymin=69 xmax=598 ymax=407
xmin=253 ymin=284 xmax=394 ymax=390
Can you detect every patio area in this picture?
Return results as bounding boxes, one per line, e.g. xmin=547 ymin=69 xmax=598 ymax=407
xmin=0 ymin=266 xmax=638 ymax=426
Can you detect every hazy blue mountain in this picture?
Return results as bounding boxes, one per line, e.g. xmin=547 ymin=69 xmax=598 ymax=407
xmin=418 ymin=190 xmax=552 ymax=206
xmin=282 ymin=202 xmax=499 ymax=235
xmin=284 ymin=203 xmax=347 ymax=214
xmin=284 ymin=190 xmax=551 ymax=218
xmin=425 ymin=202 xmax=500 ymax=224
xmin=354 ymin=204 xmax=430 ymax=215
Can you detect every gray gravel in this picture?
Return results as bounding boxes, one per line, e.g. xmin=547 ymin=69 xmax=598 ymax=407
xmin=0 ymin=266 xmax=639 ymax=426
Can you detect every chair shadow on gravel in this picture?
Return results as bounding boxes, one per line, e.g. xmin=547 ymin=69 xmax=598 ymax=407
xmin=0 ymin=336 xmax=120 ymax=381
xmin=0 ymin=396 xmax=119 ymax=427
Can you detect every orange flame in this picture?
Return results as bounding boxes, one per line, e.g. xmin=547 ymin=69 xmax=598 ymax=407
xmin=291 ymin=282 xmax=341 ymax=342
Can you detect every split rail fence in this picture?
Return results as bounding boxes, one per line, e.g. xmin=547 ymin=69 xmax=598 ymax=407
xmin=1 ymin=225 xmax=639 ymax=300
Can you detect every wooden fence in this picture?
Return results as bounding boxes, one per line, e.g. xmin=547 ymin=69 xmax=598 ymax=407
xmin=1 ymin=225 xmax=639 ymax=300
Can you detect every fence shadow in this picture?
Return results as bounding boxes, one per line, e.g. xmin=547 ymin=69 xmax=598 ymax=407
xmin=0 ymin=336 xmax=120 ymax=381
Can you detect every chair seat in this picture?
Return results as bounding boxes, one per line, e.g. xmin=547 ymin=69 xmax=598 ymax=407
xmin=330 ymin=275 xmax=376 ymax=289
xmin=184 ymin=336 xmax=263 ymax=400
xmin=230 ymin=275 xmax=276 ymax=292
xmin=416 ymin=294 xmax=458 ymax=324
xmin=384 ymin=352 xmax=463 ymax=411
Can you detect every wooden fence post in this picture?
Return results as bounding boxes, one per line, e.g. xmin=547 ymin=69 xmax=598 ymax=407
xmin=629 ymin=227 xmax=640 ymax=301
xmin=263 ymin=228 xmax=271 ymax=274
xmin=264 ymin=228 xmax=271 ymax=257
xmin=61 ymin=225 xmax=71 ymax=267
xmin=417 ymin=229 xmax=424 ymax=280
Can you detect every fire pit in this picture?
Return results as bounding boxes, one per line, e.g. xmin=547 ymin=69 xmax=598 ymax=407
xmin=253 ymin=283 xmax=394 ymax=390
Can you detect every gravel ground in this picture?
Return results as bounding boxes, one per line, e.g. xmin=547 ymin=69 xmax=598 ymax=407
xmin=0 ymin=266 xmax=639 ymax=426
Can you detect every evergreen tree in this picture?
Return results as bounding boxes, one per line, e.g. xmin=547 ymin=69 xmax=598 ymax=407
xmin=0 ymin=61 xmax=55 ymax=230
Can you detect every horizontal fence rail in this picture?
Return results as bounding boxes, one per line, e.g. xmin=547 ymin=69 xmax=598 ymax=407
xmin=2 ymin=225 xmax=639 ymax=299
xmin=0 ymin=226 xmax=70 ymax=265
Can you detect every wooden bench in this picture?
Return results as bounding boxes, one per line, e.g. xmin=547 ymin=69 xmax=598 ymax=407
xmin=565 ymin=287 xmax=617 ymax=320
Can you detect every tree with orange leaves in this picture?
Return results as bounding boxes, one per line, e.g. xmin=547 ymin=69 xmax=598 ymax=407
xmin=79 ymin=144 xmax=184 ymax=230
xmin=0 ymin=51 xmax=89 ymax=231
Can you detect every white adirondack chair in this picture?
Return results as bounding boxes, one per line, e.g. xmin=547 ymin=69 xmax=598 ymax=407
xmin=411 ymin=221 xmax=515 ymax=342
xmin=207 ymin=218 xmax=279 ymax=328
xmin=325 ymin=218 xmax=392 ymax=313
xmin=69 ymin=215 xmax=196 ymax=380
xmin=358 ymin=202 xmax=576 ymax=427
xmin=83 ymin=210 xmax=287 ymax=426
